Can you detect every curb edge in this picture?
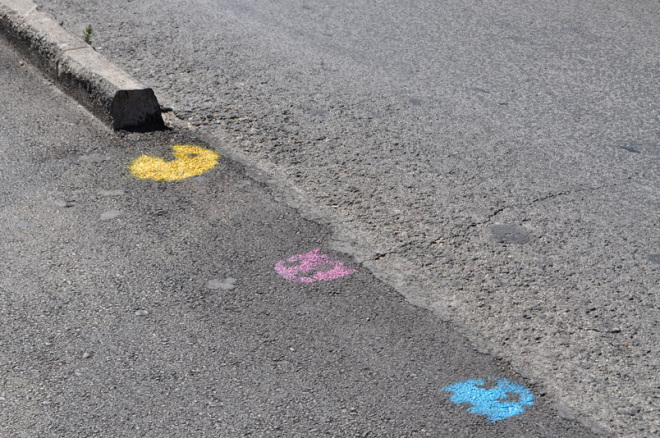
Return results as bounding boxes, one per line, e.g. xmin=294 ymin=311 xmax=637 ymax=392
xmin=0 ymin=0 xmax=164 ymax=130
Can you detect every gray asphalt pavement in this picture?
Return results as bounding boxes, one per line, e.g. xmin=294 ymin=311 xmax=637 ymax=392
xmin=37 ymin=1 xmax=660 ymax=436
xmin=0 ymin=36 xmax=598 ymax=436
xmin=12 ymin=0 xmax=660 ymax=435
xmin=34 ymin=0 xmax=660 ymax=436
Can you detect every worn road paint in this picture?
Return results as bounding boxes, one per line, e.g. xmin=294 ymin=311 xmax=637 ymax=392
xmin=206 ymin=278 xmax=236 ymax=290
xmin=98 ymin=189 xmax=125 ymax=196
xmin=441 ymin=378 xmax=534 ymax=423
xmin=129 ymin=145 xmax=218 ymax=181
xmin=275 ymin=248 xmax=355 ymax=283
xmin=100 ymin=210 xmax=122 ymax=220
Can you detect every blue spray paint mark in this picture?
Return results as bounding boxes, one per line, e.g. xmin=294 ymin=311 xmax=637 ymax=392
xmin=441 ymin=378 xmax=534 ymax=422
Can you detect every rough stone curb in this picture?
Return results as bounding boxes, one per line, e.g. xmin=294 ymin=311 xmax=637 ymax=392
xmin=0 ymin=0 xmax=164 ymax=130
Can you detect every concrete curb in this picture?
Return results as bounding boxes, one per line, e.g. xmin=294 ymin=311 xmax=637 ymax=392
xmin=0 ymin=0 xmax=164 ymax=130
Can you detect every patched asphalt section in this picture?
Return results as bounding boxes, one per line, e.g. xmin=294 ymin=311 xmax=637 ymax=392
xmin=0 ymin=39 xmax=597 ymax=436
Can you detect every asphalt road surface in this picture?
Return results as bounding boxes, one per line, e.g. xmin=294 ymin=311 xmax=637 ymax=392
xmin=0 ymin=36 xmax=599 ymax=437
xmin=28 ymin=0 xmax=660 ymax=436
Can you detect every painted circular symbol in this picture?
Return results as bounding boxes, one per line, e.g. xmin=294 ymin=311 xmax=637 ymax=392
xmin=129 ymin=144 xmax=219 ymax=181
xmin=275 ymin=248 xmax=356 ymax=283
xmin=441 ymin=378 xmax=534 ymax=423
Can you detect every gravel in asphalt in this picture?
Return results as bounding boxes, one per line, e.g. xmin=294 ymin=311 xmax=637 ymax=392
xmin=0 ymin=36 xmax=599 ymax=436
xmin=32 ymin=1 xmax=660 ymax=435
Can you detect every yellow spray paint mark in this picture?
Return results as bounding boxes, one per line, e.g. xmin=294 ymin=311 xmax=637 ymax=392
xmin=129 ymin=144 xmax=219 ymax=181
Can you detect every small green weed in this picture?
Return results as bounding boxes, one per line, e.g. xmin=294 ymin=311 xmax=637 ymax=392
xmin=83 ymin=25 xmax=93 ymax=45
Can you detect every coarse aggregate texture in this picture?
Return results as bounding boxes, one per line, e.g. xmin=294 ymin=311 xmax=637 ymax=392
xmin=0 ymin=38 xmax=596 ymax=437
xmin=36 ymin=0 xmax=660 ymax=436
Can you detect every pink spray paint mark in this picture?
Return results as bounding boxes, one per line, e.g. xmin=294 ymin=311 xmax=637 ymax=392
xmin=274 ymin=248 xmax=356 ymax=283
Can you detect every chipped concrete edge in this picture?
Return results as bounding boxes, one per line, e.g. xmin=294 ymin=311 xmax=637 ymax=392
xmin=0 ymin=0 xmax=163 ymax=130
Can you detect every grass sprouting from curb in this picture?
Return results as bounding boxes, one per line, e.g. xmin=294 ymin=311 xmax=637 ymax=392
xmin=83 ymin=25 xmax=93 ymax=45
